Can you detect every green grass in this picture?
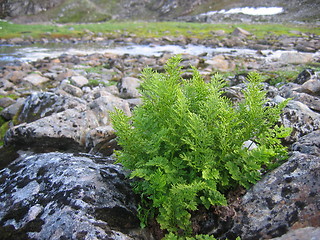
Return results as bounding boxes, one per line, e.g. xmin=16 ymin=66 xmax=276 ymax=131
xmin=1 ymin=20 xmax=319 ymax=40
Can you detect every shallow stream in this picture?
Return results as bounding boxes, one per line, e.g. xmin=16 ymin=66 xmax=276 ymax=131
xmin=0 ymin=42 xmax=319 ymax=68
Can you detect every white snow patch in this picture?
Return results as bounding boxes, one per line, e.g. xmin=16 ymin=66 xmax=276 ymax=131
xmin=202 ymin=7 xmax=284 ymax=16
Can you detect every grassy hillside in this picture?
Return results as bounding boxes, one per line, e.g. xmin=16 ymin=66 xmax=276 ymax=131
xmin=5 ymin=0 xmax=320 ymax=24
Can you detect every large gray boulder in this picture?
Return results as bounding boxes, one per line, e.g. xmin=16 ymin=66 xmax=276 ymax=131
xmin=4 ymin=91 xmax=131 ymax=153
xmin=5 ymin=108 xmax=99 ymax=151
xmin=0 ymin=152 xmax=142 ymax=240
xmin=17 ymin=92 xmax=87 ymax=123
xmin=221 ymin=150 xmax=320 ymax=239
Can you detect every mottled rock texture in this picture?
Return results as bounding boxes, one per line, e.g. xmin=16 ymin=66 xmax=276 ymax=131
xmin=0 ymin=152 xmax=141 ymax=240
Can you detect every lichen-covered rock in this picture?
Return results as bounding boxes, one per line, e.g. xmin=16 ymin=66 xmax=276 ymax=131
xmin=0 ymin=152 xmax=141 ymax=240
xmin=4 ymin=91 xmax=131 ymax=152
xmin=270 ymin=227 xmax=320 ymax=240
xmin=86 ymin=125 xmax=117 ymax=155
xmin=18 ymin=92 xmax=87 ymax=123
xmin=5 ymin=108 xmax=99 ymax=151
xmin=88 ymin=92 xmax=131 ymax=126
xmin=223 ymin=151 xmax=320 ymax=239
xmin=291 ymin=130 xmax=320 ymax=156
xmin=117 ymin=77 xmax=141 ymax=99
xmin=280 ymin=100 xmax=320 ymax=143
xmin=280 ymin=82 xmax=320 ymax=112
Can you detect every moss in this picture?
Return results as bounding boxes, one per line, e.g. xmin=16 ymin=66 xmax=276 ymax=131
xmin=0 ymin=94 xmax=19 ymax=100
xmin=85 ymin=79 xmax=117 ymax=87
xmin=0 ymin=121 xmax=9 ymax=146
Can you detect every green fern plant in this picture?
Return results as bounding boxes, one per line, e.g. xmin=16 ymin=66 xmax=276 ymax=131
xmin=110 ymin=55 xmax=291 ymax=237
xmin=164 ymin=233 xmax=241 ymax=240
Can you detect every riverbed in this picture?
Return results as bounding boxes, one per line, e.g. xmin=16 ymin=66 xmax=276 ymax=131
xmin=1 ymin=42 xmax=319 ymax=70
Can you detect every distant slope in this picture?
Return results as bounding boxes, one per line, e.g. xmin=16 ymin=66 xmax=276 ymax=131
xmin=2 ymin=0 xmax=320 ymax=23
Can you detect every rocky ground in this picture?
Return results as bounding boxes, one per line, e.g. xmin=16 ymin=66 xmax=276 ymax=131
xmin=0 ymin=28 xmax=320 ymax=239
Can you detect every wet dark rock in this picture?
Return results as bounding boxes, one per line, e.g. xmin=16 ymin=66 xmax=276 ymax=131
xmin=294 ymin=68 xmax=315 ymax=85
xmin=0 ymin=146 xmax=20 ymax=170
xmin=0 ymin=152 xmax=141 ymax=240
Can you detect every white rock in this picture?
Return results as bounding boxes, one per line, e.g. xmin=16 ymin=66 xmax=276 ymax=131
xmin=23 ymin=73 xmax=50 ymax=86
xmin=70 ymin=75 xmax=89 ymax=87
xmin=279 ymin=52 xmax=313 ymax=64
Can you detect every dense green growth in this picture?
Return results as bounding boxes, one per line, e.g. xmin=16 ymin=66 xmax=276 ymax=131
xmin=111 ymin=56 xmax=291 ymax=237
xmin=164 ymin=233 xmax=240 ymax=240
xmin=1 ymin=20 xmax=319 ymax=40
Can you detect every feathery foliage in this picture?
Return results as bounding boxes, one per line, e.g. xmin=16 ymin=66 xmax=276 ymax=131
xmin=110 ymin=56 xmax=291 ymax=237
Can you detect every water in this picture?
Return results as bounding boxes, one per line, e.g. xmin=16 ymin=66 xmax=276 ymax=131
xmin=0 ymin=43 xmax=219 ymax=64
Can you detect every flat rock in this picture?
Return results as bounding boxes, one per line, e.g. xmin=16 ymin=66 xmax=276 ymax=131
xmin=301 ymin=79 xmax=320 ymax=95
xmin=231 ymin=27 xmax=251 ymax=37
xmin=70 ymin=75 xmax=89 ymax=87
xmin=5 ymin=108 xmax=99 ymax=151
xmin=0 ymin=97 xmax=15 ymax=108
xmin=205 ymin=55 xmax=235 ymax=72
xmin=279 ymin=52 xmax=313 ymax=64
xmin=22 ymin=73 xmax=50 ymax=86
